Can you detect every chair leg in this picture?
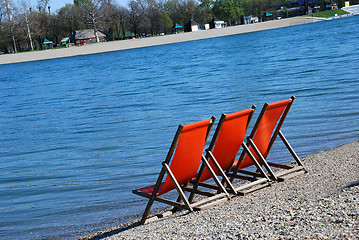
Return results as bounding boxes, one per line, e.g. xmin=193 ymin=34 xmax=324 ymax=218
xmin=247 ymin=138 xmax=277 ymax=181
xmin=206 ymin=150 xmax=237 ymax=194
xmin=201 ymin=155 xmax=230 ymax=197
xmin=163 ymin=163 xmax=193 ymax=212
xmin=172 ymin=182 xmax=192 ymax=213
xmin=188 ymin=164 xmax=206 ymax=203
xmin=140 ymin=196 xmax=156 ymax=225
xmin=241 ymin=142 xmax=271 ymax=181
xmin=279 ymin=130 xmax=306 ymax=170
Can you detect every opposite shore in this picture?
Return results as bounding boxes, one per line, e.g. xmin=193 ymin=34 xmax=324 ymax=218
xmin=0 ymin=17 xmax=319 ymax=65
xmin=81 ymin=141 xmax=359 ymax=239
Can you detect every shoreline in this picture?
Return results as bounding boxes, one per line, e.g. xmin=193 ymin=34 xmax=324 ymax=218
xmin=79 ymin=140 xmax=359 ymax=239
xmin=0 ymin=17 xmax=319 ymax=65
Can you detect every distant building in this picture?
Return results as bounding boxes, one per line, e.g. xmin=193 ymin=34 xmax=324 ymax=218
xmin=263 ymin=12 xmax=273 ymax=21
xmin=268 ymin=0 xmax=316 ymax=17
xmin=42 ymin=38 xmax=53 ymax=49
xmin=209 ymin=18 xmax=226 ymax=29
xmin=308 ymin=6 xmax=313 ymax=14
xmin=185 ymin=19 xmax=199 ymax=32
xmin=71 ymin=29 xmax=106 ymax=45
xmin=242 ymin=16 xmax=259 ymax=24
xmin=60 ymin=37 xmax=70 ymax=47
xmin=171 ymin=24 xmax=183 ymax=34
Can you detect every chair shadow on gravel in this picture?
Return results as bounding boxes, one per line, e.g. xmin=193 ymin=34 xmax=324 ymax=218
xmin=85 ymin=221 xmax=140 ymax=240
xmin=343 ymin=180 xmax=359 ymax=189
xmin=84 ymin=210 xmax=190 ymax=240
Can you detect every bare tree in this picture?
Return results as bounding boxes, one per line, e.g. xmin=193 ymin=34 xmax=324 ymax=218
xmin=0 ymin=0 xmax=9 ymax=52
xmin=18 ymin=0 xmax=34 ymax=50
xmin=5 ymin=0 xmax=13 ymax=21
xmin=165 ymin=0 xmax=185 ymax=27
xmin=5 ymin=0 xmax=17 ymax=52
xmin=143 ymin=0 xmax=162 ymax=35
xmin=147 ymin=6 xmax=161 ymax=35
xmin=127 ymin=0 xmax=145 ymax=37
xmin=1 ymin=0 xmax=8 ymax=22
xmin=77 ymin=0 xmax=102 ymax=42
xmin=117 ymin=6 xmax=128 ymax=39
xmin=37 ymin=0 xmax=50 ymax=12
xmin=100 ymin=0 xmax=118 ymax=40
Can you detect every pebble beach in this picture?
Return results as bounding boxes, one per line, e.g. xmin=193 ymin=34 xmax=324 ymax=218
xmin=81 ymin=141 xmax=359 ymax=239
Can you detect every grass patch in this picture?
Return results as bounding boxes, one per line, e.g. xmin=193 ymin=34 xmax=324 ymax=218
xmin=305 ymin=9 xmax=349 ymax=18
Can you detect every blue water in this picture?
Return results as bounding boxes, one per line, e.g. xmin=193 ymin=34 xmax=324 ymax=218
xmin=1 ymin=16 xmax=358 ymax=239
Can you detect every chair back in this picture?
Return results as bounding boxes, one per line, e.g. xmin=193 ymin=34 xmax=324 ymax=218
xmin=159 ymin=119 xmax=213 ymax=195
xmin=200 ymin=108 xmax=254 ymax=182
xmin=239 ymin=97 xmax=294 ymax=169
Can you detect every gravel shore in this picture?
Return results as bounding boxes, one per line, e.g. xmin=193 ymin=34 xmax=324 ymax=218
xmin=82 ymin=141 xmax=359 ymax=240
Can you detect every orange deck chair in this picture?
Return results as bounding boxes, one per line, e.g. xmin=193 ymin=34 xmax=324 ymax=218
xmin=190 ymin=107 xmax=272 ymax=199
xmin=133 ymin=117 xmax=230 ymax=224
xmin=231 ymin=96 xmax=306 ymax=183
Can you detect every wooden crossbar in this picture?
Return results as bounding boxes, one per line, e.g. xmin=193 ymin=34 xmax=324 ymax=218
xmin=191 ymin=192 xmax=229 ymax=209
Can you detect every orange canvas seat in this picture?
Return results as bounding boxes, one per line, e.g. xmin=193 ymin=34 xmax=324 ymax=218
xmin=137 ymin=183 xmax=164 ymax=196
xmin=133 ymin=117 xmax=230 ymax=224
xmin=190 ymin=107 xmax=271 ymax=199
xmin=231 ymin=96 xmax=306 ymax=183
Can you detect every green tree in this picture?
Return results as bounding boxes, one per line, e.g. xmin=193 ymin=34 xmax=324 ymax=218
xmin=58 ymin=4 xmax=85 ymax=35
xmin=199 ymin=0 xmax=214 ymax=22
xmin=212 ymin=0 xmax=244 ymax=25
xmin=165 ymin=0 xmax=202 ymax=27
xmin=242 ymin=0 xmax=268 ymax=19
xmin=160 ymin=11 xmax=172 ymax=33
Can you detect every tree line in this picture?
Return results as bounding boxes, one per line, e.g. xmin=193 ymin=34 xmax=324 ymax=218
xmin=0 ymin=0 xmax=354 ymax=53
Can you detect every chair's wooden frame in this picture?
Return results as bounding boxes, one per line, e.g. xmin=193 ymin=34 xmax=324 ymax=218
xmin=189 ymin=106 xmax=272 ymax=199
xmin=231 ymin=96 xmax=306 ymax=183
xmin=133 ymin=117 xmax=231 ymax=224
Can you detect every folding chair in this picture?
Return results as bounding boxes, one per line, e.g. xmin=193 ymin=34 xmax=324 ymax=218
xmin=231 ymin=96 xmax=306 ymax=183
xmin=132 ymin=117 xmax=230 ymax=224
xmin=190 ymin=107 xmax=272 ymax=199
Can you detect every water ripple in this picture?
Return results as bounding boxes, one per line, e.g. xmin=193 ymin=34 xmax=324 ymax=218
xmin=0 ymin=16 xmax=358 ymax=240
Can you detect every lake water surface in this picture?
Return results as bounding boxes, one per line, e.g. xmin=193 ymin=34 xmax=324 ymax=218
xmin=1 ymin=16 xmax=358 ymax=239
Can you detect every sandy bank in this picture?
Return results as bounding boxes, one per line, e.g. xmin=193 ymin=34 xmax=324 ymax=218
xmin=81 ymin=141 xmax=359 ymax=239
xmin=0 ymin=17 xmax=318 ymax=65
